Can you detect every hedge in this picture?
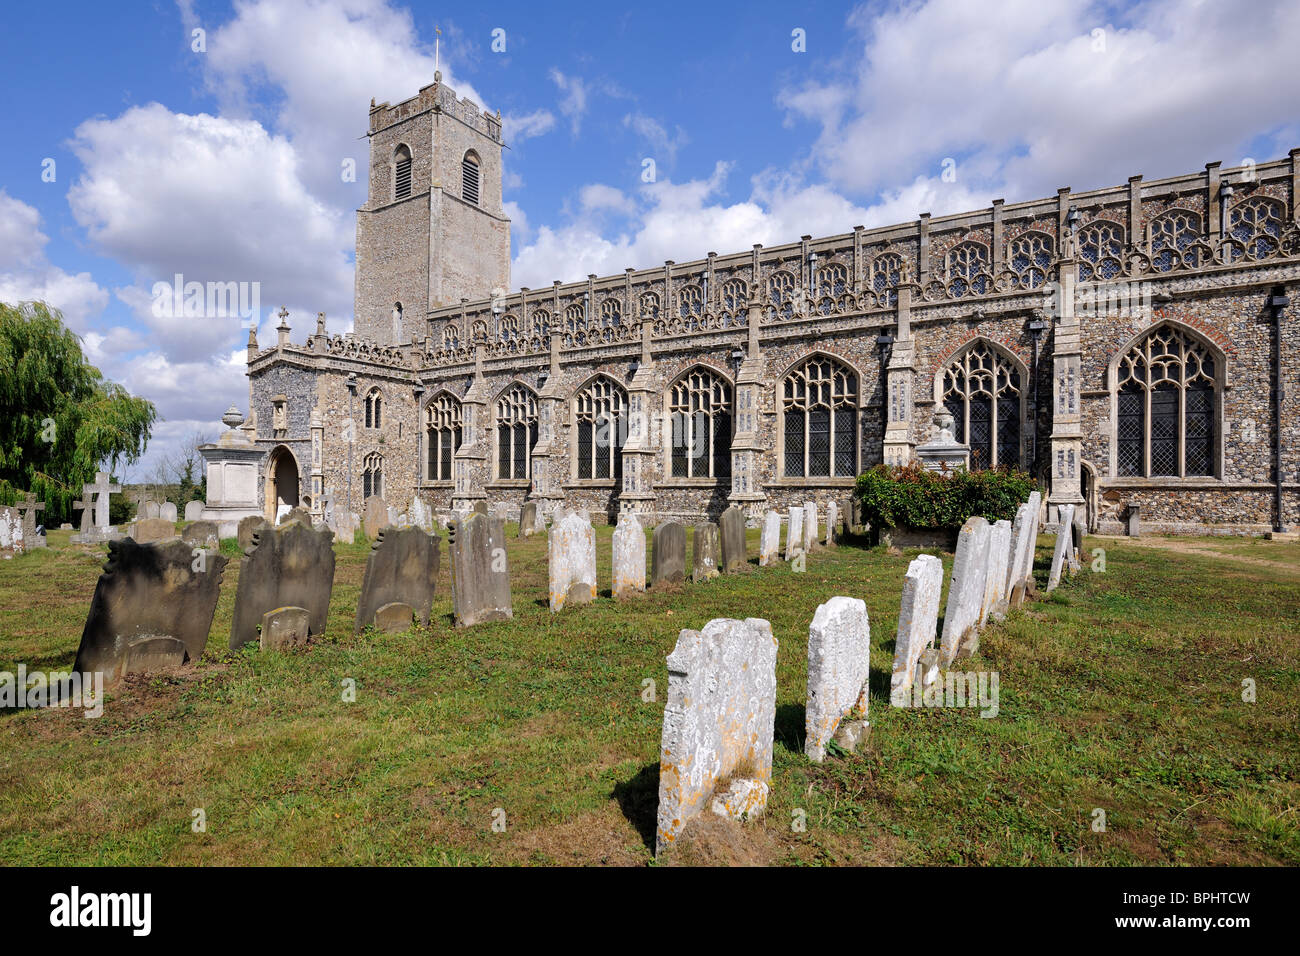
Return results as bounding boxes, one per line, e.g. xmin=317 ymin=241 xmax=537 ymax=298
xmin=854 ymin=463 xmax=1037 ymax=531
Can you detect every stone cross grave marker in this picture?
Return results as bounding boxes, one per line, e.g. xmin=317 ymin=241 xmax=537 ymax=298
xmin=17 ymin=494 xmax=45 ymax=548
xmin=87 ymin=472 xmax=120 ymax=530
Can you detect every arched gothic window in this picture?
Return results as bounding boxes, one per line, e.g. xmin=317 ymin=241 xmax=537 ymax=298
xmin=425 ymin=394 xmax=462 ymax=482
xmin=768 ymin=270 xmax=796 ymax=320
xmin=600 ymin=298 xmax=622 ymax=327
xmin=496 ymin=385 xmax=538 ymax=480
xmin=364 ymin=388 xmax=383 ymax=430
xmin=678 ymin=284 xmax=704 ymax=319
xmin=394 ymin=145 xmax=412 ymax=201
xmin=669 ymin=368 xmax=732 ymax=479
xmin=442 ymin=324 xmax=460 ymax=350
xmin=941 ymin=342 xmax=1022 ymax=470
xmin=946 ymin=241 xmax=990 ymax=297
xmin=871 ymin=253 xmax=903 ymax=305
xmin=1077 ymin=220 xmax=1125 ymax=281
xmin=564 ymin=303 xmax=586 ymax=333
xmin=574 ymin=377 xmax=627 ymax=481
xmin=1115 ymin=325 xmax=1217 ymax=477
xmin=532 ymin=309 xmax=550 ymax=337
xmin=1150 ymin=209 xmax=1202 ymax=272
xmin=816 ymin=262 xmax=849 ymax=296
xmin=1008 ymin=231 xmax=1054 ymax=289
xmin=639 ymin=291 xmax=660 ymax=320
xmin=462 ymin=151 xmax=480 ymax=205
xmin=782 ymin=357 xmax=857 ymax=477
xmin=720 ymin=278 xmax=747 ymax=319
xmin=1228 ymin=196 xmax=1284 ymax=260
xmin=362 ymin=452 xmax=384 ymax=500
xmin=498 ymin=313 xmax=520 ymax=344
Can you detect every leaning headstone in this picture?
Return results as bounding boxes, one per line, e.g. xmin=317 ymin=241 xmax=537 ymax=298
xmin=692 ymin=522 xmax=720 ymax=583
xmin=0 ymin=507 xmax=25 ymax=558
xmin=74 ymin=538 xmax=228 ymax=682
xmin=890 ymin=554 xmax=943 ymax=703
xmin=611 ymin=512 xmax=646 ymax=599
xmin=237 ymin=515 xmax=270 ymax=550
xmin=363 ymin=495 xmax=389 ymax=540
xmin=548 ymin=511 xmax=597 ymax=611
xmin=719 ymin=506 xmax=747 ymax=572
xmin=17 ymin=494 xmax=46 ymax=549
xmin=802 ymin=502 xmax=819 ymax=552
xmin=980 ymin=520 xmax=1013 ymax=624
xmin=824 ymin=501 xmax=838 ymax=549
xmin=447 ymin=512 xmax=512 ymax=626
xmin=1046 ymin=504 xmax=1074 ymax=592
xmin=651 ymin=521 xmax=686 ymax=586
xmin=355 ymin=525 xmax=441 ymax=633
xmin=181 ymin=520 xmax=220 ymax=549
xmin=229 ymin=522 xmax=336 ymax=649
xmin=1068 ymin=510 xmax=1085 ymax=573
xmin=129 ymin=517 xmax=179 ymax=544
xmin=939 ymin=517 xmax=991 ymax=667
xmin=159 ymin=501 xmax=178 ymax=523
xmin=805 ymin=596 xmax=871 ymax=762
xmin=518 ymin=501 xmax=538 ymax=538
xmin=656 ymin=617 xmax=777 ymax=857
xmin=786 ymin=507 xmax=804 ymax=561
xmin=759 ymin=510 xmax=781 ymax=567
xmin=1006 ymin=494 xmax=1040 ymax=607
xmin=260 ymin=606 xmax=311 ymax=650
xmin=184 ymin=500 xmax=205 ymax=522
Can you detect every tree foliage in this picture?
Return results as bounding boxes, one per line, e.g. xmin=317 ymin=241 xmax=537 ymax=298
xmin=855 ymin=462 xmax=1037 ymax=531
xmin=0 ymin=301 xmax=157 ymax=523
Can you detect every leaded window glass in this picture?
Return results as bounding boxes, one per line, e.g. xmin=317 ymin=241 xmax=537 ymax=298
xmin=669 ymin=368 xmax=732 ymax=479
xmin=425 ymin=394 xmax=462 ymax=482
xmin=496 ymin=386 xmax=537 ymax=480
xmin=575 ymin=377 xmax=627 ymax=481
xmin=1228 ymin=196 xmax=1284 ymax=260
xmin=1077 ymin=220 xmax=1125 ymax=282
xmin=1008 ymin=231 xmax=1054 ymax=289
xmin=871 ymin=252 xmax=903 ymax=305
xmin=941 ymin=341 xmax=1022 ymax=469
xmin=947 ymin=241 xmax=990 ymax=298
xmin=782 ymin=358 xmax=857 ymax=477
xmin=1150 ymin=209 xmax=1201 ymax=272
xmin=1115 ymin=325 xmax=1217 ymax=477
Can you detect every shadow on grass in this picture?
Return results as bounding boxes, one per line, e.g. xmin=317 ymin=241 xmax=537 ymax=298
xmin=774 ymin=701 xmax=805 ymax=755
xmin=611 ymin=761 xmax=660 ymax=851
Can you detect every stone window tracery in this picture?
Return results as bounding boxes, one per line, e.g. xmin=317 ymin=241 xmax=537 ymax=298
xmin=941 ymin=341 xmax=1022 ymax=470
xmin=720 ymin=278 xmax=748 ymax=320
xmin=1008 ymin=231 xmax=1054 ymax=289
xmin=600 ymin=297 xmax=622 ymax=327
xmin=442 ymin=324 xmax=459 ymax=350
xmin=1228 ymin=196 xmax=1284 ymax=260
xmin=364 ymin=387 xmax=383 ymax=430
xmin=564 ymin=303 xmax=586 ymax=333
xmin=362 ymin=452 xmax=384 ymax=500
xmin=946 ymin=241 xmax=990 ymax=297
xmin=497 ymin=313 xmax=520 ymax=344
xmin=1150 ymin=209 xmax=1202 ymax=272
xmin=1077 ymin=220 xmax=1125 ymax=281
xmin=871 ymin=253 xmax=903 ymax=305
xmin=768 ymin=270 xmax=796 ymax=320
xmin=425 ymin=394 xmax=462 ymax=482
xmin=669 ymin=368 xmax=732 ymax=480
xmin=678 ymin=284 xmax=704 ymax=319
xmin=574 ymin=377 xmax=627 ymax=481
xmin=782 ymin=357 xmax=857 ymax=477
xmin=496 ymin=385 xmax=537 ymax=480
xmin=816 ymin=262 xmax=849 ymax=297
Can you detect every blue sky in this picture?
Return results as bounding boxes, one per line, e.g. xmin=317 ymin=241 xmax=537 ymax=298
xmin=0 ymin=0 xmax=1297 ymax=480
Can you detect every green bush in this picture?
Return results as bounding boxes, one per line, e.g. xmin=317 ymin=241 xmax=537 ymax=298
xmin=855 ymin=463 xmax=1036 ymax=531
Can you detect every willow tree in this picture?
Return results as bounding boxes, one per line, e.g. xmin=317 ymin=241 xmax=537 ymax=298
xmin=0 ymin=301 xmax=157 ymax=523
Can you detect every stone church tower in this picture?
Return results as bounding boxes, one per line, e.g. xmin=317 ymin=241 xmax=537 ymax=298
xmin=353 ymin=71 xmax=511 ymax=344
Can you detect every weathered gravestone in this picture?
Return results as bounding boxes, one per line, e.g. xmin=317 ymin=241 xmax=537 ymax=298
xmin=1005 ymin=492 xmax=1041 ymax=607
xmin=184 ymin=500 xmax=205 ymax=522
xmin=805 ymin=596 xmax=871 ymax=762
xmin=1069 ymin=510 xmax=1085 ymax=572
xmin=656 ymin=617 xmax=777 ymax=857
xmin=355 ymin=525 xmax=441 ymax=633
xmin=120 ymin=636 xmax=186 ymax=674
xmin=17 ymin=494 xmax=45 ymax=549
xmin=548 ymin=511 xmax=597 ymax=611
xmin=472 ymin=500 xmax=488 ymax=517
xmin=409 ymin=496 xmax=434 ymax=533
xmin=824 ymin=501 xmax=838 ymax=549
xmin=785 ymin=507 xmax=804 ymax=561
xmin=229 ymin=521 xmax=336 ymax=649
xmin=261 ymin=606 xmax=310 ymax=650
xmin=759 ymin=510 xmax=781 ymax=567
xmin=939 ymin=517 xmax=991 ymax=667
xmin=611 ymin=512 xmax=646 ymax=599
xmin=719 ymin=506 xmax=747 ymax=572
xmin=980 ymin=519 xmax=1013 ymax=624
xmin=0 ymin=507 xmax=25 ymax=558
xmin=692 ymin=521 xmax=720 ymax=583
xmin=237 ymin=515 xmax=270 ymax=550
xmin=1046 ymin=504 xmax=1075 ymax=592
xmin=282 ymin=505 xmax=312 ymax=527
xmin=74 ymin=538 xmax=228 ymax=682
xmin=447 ymin=512 xmax=512 ymax=626
xmin=363 ymin=495 xmax=389 ymax=540
xmin=73 ymin=499 xmax=90 ymax=538
xmin=159 ymin=501 xmax=178 ymax=523
xmin=130 ymin=517 xmax=178 ymax=544
xmin=651 ymin=521 xmax=686 ymax=586
xmin=890 ymin=554 xmax=943 ymax=704
xmin=518 ymin=501 xmax=538 ymax=538
xmin=181 ymin=520 xmax=219 ymax=549
xmin=802 ymin=501 xmax=819 ymax=552
xmin=1126 ymin=502 xmax=1141 ymax=537
xmin=142 ymin=501 xmax=162 ymax=520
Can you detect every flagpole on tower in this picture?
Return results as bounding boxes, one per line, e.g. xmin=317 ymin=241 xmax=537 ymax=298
xmin=435 ymin=25 xmax=441 ymax=75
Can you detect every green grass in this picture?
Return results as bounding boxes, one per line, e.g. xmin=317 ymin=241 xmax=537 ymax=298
xmin=0 ymin=524 xmax=1295 ymax=866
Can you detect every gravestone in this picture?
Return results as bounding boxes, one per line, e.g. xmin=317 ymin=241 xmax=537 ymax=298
xmin=17 ymin=494 xmax=45 ymax=549
xmin=229 ymin=521 xmax=336 ymax=649
xmin=363 ymin=495 xmax=389 ymax=540
xmin=1069 ymin=510 xmax=1085 ymax=573
xmin=184 ymin=500 xmax=205 ymax=522
xmin=447 ymin=512 xmax=513 ymax=626
xmin=472 ymin=501 xmax=488 ymax=517
xmin=805 ymin=596 xmax=871 ymax=762
xmin=1126 ymin=503 xmax=1141 ymax=537
xmin=759 ymin=510 xmax=781 ymax=567
xmin=611 ymin=512 xmax=646 ymax=599
xmin=355 ymin=525 xmax=441 ymax=633
xmin=1046 ymin=505 xmax=1075 ymax=592
xmin=849 ymin=497 xmax=863 ymax=535
xmin=282 ymin=505 xmax=312 ymax=527
xmin=651 ymin=521 xmax=686 ymax=586
xmin=692 ymin=522 xmax=719 ymax=583
xmin=74 ymin=472 xmax=121 ymax=543
xmin=980 ymin=519 xmax=1013 ymax=624
xmin=74 ymin=537 xmax=228 ymax=682
xmin=73 ymin=499 xmax=90 ymax=537
xmin=373 ymin=602 xmax=416 ymax=633
xmin=518 ymin=501 xmax=538 ymax=538
xmin=656 ymin=617 xmax=777 ymax=857
xmin=130 ymin=517 xmax=178 ymax=544
xmin=159 ymin=501 xmax=178 ymax=523
xmin=547 ymin=511 xmax=597 ymax=611
xmin=802 ymin=502 xmax=818 ymax=552
xmin=890 ymin=554 xmax=943 ymax=702
xmin=409 ymin=496 xmax=434 ymax=533
xmin=120 ymin=636 xmax=186 ymax=674
xmin=1006 ymin=493 xmax=1041 ymax=607
xmin=181 ymin=520 xmax=219 ymax=549
xmin=0 ymin=507 xmax=24 ymax=558
xmin=142 ymin=501 xmax=162 ymax=520
xmin=785 ymin=507 xmax=804 ymax=561
xmin=261 ymin=606 xmax=311 ymax=650
xmin=719 ymin=506 xmax=747 ymax=572
xmin=939 ymin=517 xmax=991 ymax=667
xmin=825 ymin=501 xmax=838 ymax=548
xmin=237 ymin=515 xmax=270 ymax=550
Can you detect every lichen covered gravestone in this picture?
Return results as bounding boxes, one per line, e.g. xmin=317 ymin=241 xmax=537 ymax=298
xmin=805 ymin=596 xmax=871 ymax=762
xmin=74 ymin=538 xmax=228 ymax=683
xmin=611 ymin=512 xmax=646 ymax=599
xmin=237 ymin=515 xmax=270 ymax=550
xmin=890 ymin=553 xmax=943 ymax=703
xmin=129 ymin=517 xmax=178 ymax=544
xmin=759 ymin=510 xmax=781 ymax=567
xmin=159 ymin=501 xmax=178 ymax=523
xmin=692 ymin=521 xmax=720 ymax=583
xmin=355 ymin=525 xmax=441 ymax=633
xmin=1046 ymin=504 xmax=1075 ymax=592
xmin=825 ymin=500 xmax=838 ymax=548
xmin=651 ymin=521 xmax=686 ymax=586
xmin=229 ymin=521 xmax=336 ymax=649
xmin=802 ymin=501 xmax=818 ymax=552
xmin=785 ymin=507 xmax=804 ymax=561
xmin=261 ymin=606 xmax=311 ymax=650
xmin=548 ymin=511 xmax=597 ymax=611
xmin=518 ymin=501 xmax=538 ymax=538
xmin=719 ymin=506 xmax=747 ymax=572
xmin=447 ymin=512 xmax=513 ymax=626
xmin=939 ymin=517 xmax=990 ymax=667
xmin=980 ymin=519 xmax=1013 ymax=624
xmin=181 ymin=521 xmax=219 ymax=549
xmin=0 ymin=507 xmax=24 ymax=558
xmin=1005 ymin=491 xmax=1041 ymax=606
xmin=656 ymin=617 xmax=778 ymax=856
xmin=363 ymin=495 xmax=389 ymax=540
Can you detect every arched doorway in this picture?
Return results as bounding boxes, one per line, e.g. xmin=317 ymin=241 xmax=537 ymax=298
xmin=265 ymin=446 xmax=300 ymax=522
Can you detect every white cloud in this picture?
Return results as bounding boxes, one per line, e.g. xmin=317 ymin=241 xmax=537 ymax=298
xmin=0 ymin=190 xmax=108 ymax=330
xmin=622 ymin=112 xmax=689 ymax=166
xmin=549 ymin=69 xmax=590 ymax=134
xmin=503 ymin=109 xmax=557 ymax=143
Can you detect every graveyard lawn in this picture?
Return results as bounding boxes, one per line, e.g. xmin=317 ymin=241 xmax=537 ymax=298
xmin=0 ymin=527 xmax=1296 ymax=866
